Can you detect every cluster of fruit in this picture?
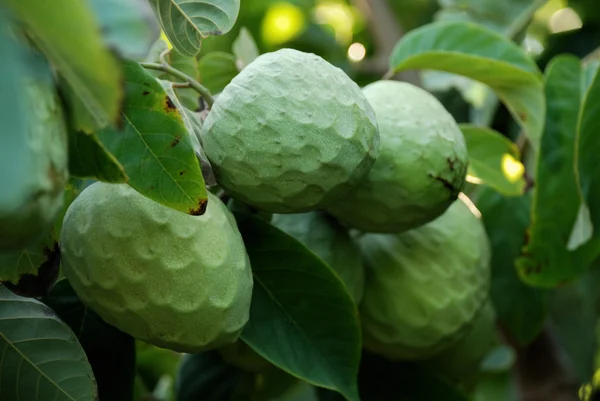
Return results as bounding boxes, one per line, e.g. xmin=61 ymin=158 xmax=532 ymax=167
xmin=52 ymin=48 xmax=491 ymax=382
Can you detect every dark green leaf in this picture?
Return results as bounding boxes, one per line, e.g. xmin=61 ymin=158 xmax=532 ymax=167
xmin=198 ymin=51 xmax=239 ymax=94
xmin=96 ymin=59 xmax=208 ymax=215
xmin=4 ymin=0 xmax=123 ymax=132
xmin=548 ymin=263 xmax=600 ymax=382
xmin=460 ymin=124 xmax=525 ymax=196
xmin=473 ymin=372 xmax=519 ymax=401
xmin=88 ymin=0 xmax=160 ymax=60
xmin=42 ymin=279 xmax=136 ymax=401
xmin=0 ymin=233 xmax=59 ymax=299
xmin=475 ymin=187 xmax=548 ymax=344
xmin=67 ymin=129 xmax=127 ymax=183
xmin=233 ymin=27 xmax=260 ymax=70
xmin=0 ymin=285 xmax=97 ymax=401
xmin=346 ymin=351 xmax=470 ymax=401
xmin=389 ymin=21 xmax=544 ymax=148
xmin=577 ymin=56 xmax=600 ymax=249
xmin=148 ymin=0 xmax=241 ymax=57
xmin=235 ymin=212 xmax=361 ymax=401
xmin=518 ymin=55 xmax=600 ymax=287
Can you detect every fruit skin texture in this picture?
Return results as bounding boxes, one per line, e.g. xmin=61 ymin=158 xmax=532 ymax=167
xmin=60 ymin=183 xmax=253 ymax=353
xmin=359 ymin=197 xmax=491 ymax=360
xmin=0 ymin=77 xmax=68 ymax=251
xmin=420 ymin=299 xmax=497 ymax=388
xmin=327 ymin=80 xmax=468 ymax=233
xmin=271 ymin=211 xmax=365 ymax=303
xmin=200 ymin=48 xmax=380 ymax=214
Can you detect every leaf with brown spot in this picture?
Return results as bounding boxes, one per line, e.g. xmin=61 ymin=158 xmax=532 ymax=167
xmin=96 ymin=59 xmax=208 ymax=215
xmin=164 ymin=95 xmax=177 ymax=113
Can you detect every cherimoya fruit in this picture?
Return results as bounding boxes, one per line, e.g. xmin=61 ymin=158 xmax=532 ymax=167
xmin=60 ymin=183 xmax=253 ymax=353
xmin=200 ymin=48 xmax=380 ymax=213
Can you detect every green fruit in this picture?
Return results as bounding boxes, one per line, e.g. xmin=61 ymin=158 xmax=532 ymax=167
xmin=359 ymin=196 xmax=490 ymax=360
xmin=271 ymin=211 xmax=365 ymax=303
xmin=420 ymin=299 xmax=497 ymax=388
xmin=200 ymin=48 xmax=380 ymax=213
xmin=327 ymin=80 xmax=468 ymax=233
xmin=60 ymin=183 xmax=253 ymax=353
xmin=0 ymin=75 xmax=68 ymax=251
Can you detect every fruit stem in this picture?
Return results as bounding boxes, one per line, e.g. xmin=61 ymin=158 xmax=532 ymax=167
xmin=140 ymin=62 xmax=215 ymax=107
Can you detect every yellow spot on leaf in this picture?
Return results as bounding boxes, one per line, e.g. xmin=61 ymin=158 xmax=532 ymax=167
xmin=501 ymin=154 xmax=525 ymax=183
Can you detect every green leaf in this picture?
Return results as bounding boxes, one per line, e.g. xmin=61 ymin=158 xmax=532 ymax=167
xmin=4 ymin=0 xmax=123 ymax=132
xmin=435 ymin=0 xmax=546 ymax=39
xmin=0 ymin=233 xmax=57 ymax=285
xmin=233 ymin=27 xmax=260 ymax=70
xmin=148 ymin=0 xmax=241 ymax=57
xmin=68 ymin=129 xmax=127 ymax=183
xmin=460 ymin=124 xmax=526 ymax=196
xmin=475 ymin=187 xmax=548 ymax=345
xmin=549 ymin=265 xmax=600 ymax=382
xmin=88 ymin=0 xmax=160 ymax=60
xmin=159 ymin=80 xmax=216 ymax=186
xmin=518 ymin=55 xmax=600 ymax=287
xmin=577 ymin=56 xmax=600 ymax=247
xmin=96 ymin=59 xmax=208 ymax=215
xmin=198 ymin=51 xmax=239 ymax=94
xmin=473 ymin=372 xmax=519 ymax=401
xmin=389 ymin=21 xmax=545 ymax=149
xmin=345 ymin=352 xmax=470 ymax=401
xmin=234 ymin=212 xmax=361 ymax=401
xmin=0 ymin=285 xmax=97 ymax=400
xmin=42 ymin=279 xmax=136 ymax=401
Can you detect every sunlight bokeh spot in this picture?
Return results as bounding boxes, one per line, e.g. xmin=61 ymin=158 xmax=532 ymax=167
xmin=262 ymin=2 xmax=306 ymax=46
xmin=347 ymin=42 xmax=366 ymax=62
xmin=501 ymin=154 xmax=525 ymax=183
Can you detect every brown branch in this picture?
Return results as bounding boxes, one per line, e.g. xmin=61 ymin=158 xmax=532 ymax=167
xmin=499 ymin=325 xmax=579 ymax=401
xmin=351 ymin=0 xmax=421 ymax=86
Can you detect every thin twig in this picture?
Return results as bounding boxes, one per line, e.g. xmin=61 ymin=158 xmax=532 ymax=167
xmin=171 ymin=82 xmax=192 ymax=89
xmin=140 ymin=62 xmax=215 ymax=107
xmin=159 ymin=48 xmax=170 ymax=66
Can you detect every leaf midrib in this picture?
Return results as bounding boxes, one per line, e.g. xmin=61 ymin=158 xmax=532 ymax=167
xmin=0 ymin=320 xmax=77 ymax=401
xmin=248 ymin=271 xmax=357 ymax=400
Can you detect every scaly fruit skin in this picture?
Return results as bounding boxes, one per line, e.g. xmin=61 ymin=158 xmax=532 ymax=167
xmin=271 ymin=211 xmax=365 ymax=303
xmin=420 ymin=299 xmax=497 ymax=389
xmin=60 ymin=183 xmax=253 ymax=353
xmin=327 ymin=80 xmax=468 ymax=233
xmin=200 ymin=48 xmax=380 ymax=214
xmin=359 ymin=197 xmax=491 ymax=360
xmin=0 ymin=77 xmax=68 ymax=251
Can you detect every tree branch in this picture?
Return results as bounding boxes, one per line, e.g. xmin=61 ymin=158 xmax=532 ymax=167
xmin=500 ymin=325 xmax=579 ymax=401
xmin=351 ymin=0 xmax=421 ymax=85
xmin=140 ymin=62 xmax=215 ymax=107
